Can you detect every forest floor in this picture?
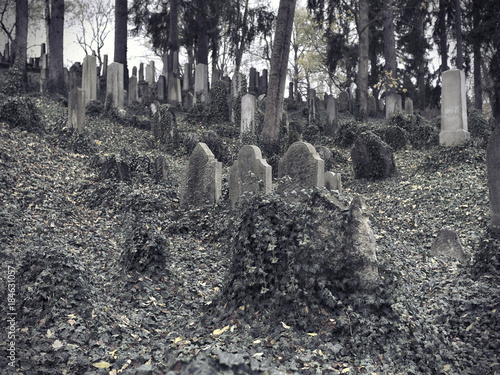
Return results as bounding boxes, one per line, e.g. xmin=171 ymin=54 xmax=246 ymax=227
xmin=0 ymin=93 xmax=499 ymax=375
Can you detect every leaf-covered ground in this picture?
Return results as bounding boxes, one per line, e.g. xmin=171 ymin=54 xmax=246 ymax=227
xmin=0 ymin=95 xmax=499 ymax=375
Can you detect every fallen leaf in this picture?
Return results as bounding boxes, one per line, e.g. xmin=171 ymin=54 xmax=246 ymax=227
xmin=307 ymin=333 xmax=318 ymax=336
xmin=52 ymin=340 xmax=64 ymax=350
xmin=213 ymin=325 xmax=230 ymax=336
xmin=281 ymin=322 xmax=290 ymax=329
xmin=93 ymin=361 xmax=111 ymax=369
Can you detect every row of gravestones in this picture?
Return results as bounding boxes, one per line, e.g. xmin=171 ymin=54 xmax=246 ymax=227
xmin=180 ymin=141 xmax=342 ymax=209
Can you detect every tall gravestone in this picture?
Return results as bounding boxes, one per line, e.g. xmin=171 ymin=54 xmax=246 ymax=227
xmin=249 ymin=67 xmax=258 ymax=95
xmin=128 ymin=75 xmax=138 ymax=104
xmin=368 ymin=96 xmax=377 ymax=116
xmin=405 ymin=97 xmax=413 ymax=115
xmin=183 ymin=63 xmax=192 ymax=92
xmin=194 ymin=63 xmax=209 ymax=104
xmin=440 ymin=69 xmax=470 ymax=146
xmin=68 ymin=88 xmax=86 ymax=133
xmin=241 ymin=94 xmax=256 ymax=136
xmin=259 ymin=69 xmax=268 ymax=96
xmin=325 ymin=94 xmax=338 ymax=136
xmin=385 ymin=94 xmax=402 ymax=118
xmin=82 ymin=55 xmax=97 ymax=104
xmin=229 ymin=145 xmax=272 ymax=207
xmin=180 ymin=143 xmax=222 ymax=208
xmin=288 ymin=82 xmax=294 ymax=100
xmin=106 ymin=62 xmax=124 ymax=109
xmin=146 ymin=61 xmax=155 ymax=85
xmin=308 ymin=88 xmax=316 ymax=122
xmin=339 ymin=91 xmax=349 ymax=112
xmin=157 ymin=75 xmax=166 ymax=101
xmin=278 ymin=141 xmax=325 ymax=194
xmin=487 ymin=125 xmax=500 ymax=238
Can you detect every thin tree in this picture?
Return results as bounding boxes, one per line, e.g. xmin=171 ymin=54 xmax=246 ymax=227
xmin=114 ymin=0 xmax=127 ymax=88
xmin=382 ymin=0 xmax=397 ymax=95
xmin=12 ymin=0 xmax=28 ymax=90
xmin=261 ymin=0 xmax=296 ymax=154
xmin=47 ymin=0 xmax=65 ymax=91
xmin=357 ymin=0 xmax=369 ymax=120
xmin=454 ymin=0 xmax=463 ymax=70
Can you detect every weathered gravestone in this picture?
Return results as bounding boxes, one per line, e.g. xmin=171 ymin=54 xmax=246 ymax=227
xmin=82 ymin=55 xmax=97 ymax=104
xmin=249 ymin=67 xmax=258 ymax=95
xmin=325 ymin=94 xmax=338 ymax=135
xmin=349 ymin=195 xmax=379 ymax=281
xmin=440 ymin=69 xmax=470 ymax=146
xmin=405 ymin=97 xmax=414 ymax=115
xmin=385 ymin=93 xmax=402 ymax=118
xmin=487 ymin=125 xmax=500 ymax=238
xmin=278 ymin=141 xmax=325 ymax=194
xmin=229 ymin=145 xmax=272 ymax=207
xmin=128 ymin=75 xmax=138 ymax=104
xmin=241 ymin=93 xmax=256 ymax=136
xmin=308 ymin=88 xmax=316 ymax=122
xmin=351 ymin=131 xmax=396 ymax=179
xmin=324 ymin=172 xmax=342 ymax=193
xmin=184 ymin=92 xmax=194 ymax=111
xmin=194 ymin=63 xmax=209 ymax=104
xmin=259 ymin=69 xmax=268 ymax=96
xmin=430 ymin=227 xmax=467 ymax=262
xmin=67 ymin=88 xmax=85 ymax=133
xmin=183 ymin=63 xmax=192 ymax=92
xmin=368 ymin=95 xmax=377 ymax=116
xmin=146 ymin=61 xmax=155 ymax=85
xmin=106 ymin=62 xmax=124 ymax=109
xmin=157 ymin=75 xmax=166 ymax=101
xmin=180 ymin=143 xmax=222 ymax=208
xmin=338 ymin=91 xmax=350 ymax=112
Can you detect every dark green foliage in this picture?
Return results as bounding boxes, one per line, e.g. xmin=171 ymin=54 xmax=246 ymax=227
xmin=335 ymin=120 xmax=366 ymax=147
xmin=417 ymin=140 xmax=485 ymax=173
xmin=184 ymin=130 xmax=230 ymax=164
xmin=468 ymin=107 xmax=490 ymax=143
xmin=1 ymin=66 xmax=25 ymax=96
xmin=388 ymin=112 xmax=439 ymax=149
xmin=85 ymin=99 xmax=105 ymax=117
xmin=388 ymin=112 xmax=424 ymax=133
xmin=375 ymin=125 xmax=410 ymax=150
xmin=121 ymin=215 xmax=170 ymax=274
xmin=0 ymin=96 xmax=43 ymax=132
xmin=212 ymin=123 xmax=239 ymax=139
xmin=214 ymin=192 xmax=365 ymax=325
xmin=209 ymin=81 xmax=230 ymax=124
xmin=472 ymin=230 xmax=500 ymax=276
xmin=15 ymin=244 xmax=93 ymax=321
xmin=186 ymin=92 xmax=208 ymax=125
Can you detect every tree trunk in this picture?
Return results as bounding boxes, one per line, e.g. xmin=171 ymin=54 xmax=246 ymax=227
xmin=438 ymin=0 xmax=448 ymax=72
xmin=195 ymin=0 xmax=208 ymax=65
xmin=357 ymin=0 xmax=369 ymax=120
xmin=114 ymin=0 xmax=128 ymax=89
xmin=454 ymin=0 xmax=463 ymax=70
xmin=13 ymin=0 xmax=28 ymax=88
xmin=168 ymin=0 xmax=179 ymax=73
xmin=261 ymin=0 xmax=296 ymax=154
xmin=472 ymin=0 xmax=482 ymax=110
xmin=48 ymin=0 xmax=65 ymax=91
xmin=382 ymin=0 xmax=397 ymax=95
xmin=234 ymin=0 xmax=250 ymax=76
xmin=416 ymin=5 xmax=426 ymax=111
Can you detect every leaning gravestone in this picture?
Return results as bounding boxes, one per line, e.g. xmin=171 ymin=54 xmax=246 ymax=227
xmin=180 ymin=143 xmax=222 ymax=208
xmin=278 ymin=141 xmax=324 ymax=195
xmin=430 ymin=227 xmax=467 ymax=262
xmin=351 ymin=131 xmax=396 ymax=179
xmin=229 ymin=145 xmax=272 ymax=207
xmin=440 ymin=69 xmax=470 ymax=146
xmin=487 ymin=125 xmax=500 ymax=238
xmin=82 ymin=55 xmax=97 ymax=104
xmin=106 ymin=62 xmax=124 ymax=109
xmin=68 ymin=87 xmax=86 ymax=133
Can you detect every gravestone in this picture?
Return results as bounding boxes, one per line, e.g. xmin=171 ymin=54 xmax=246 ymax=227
xmin=308 ymin=88 xmax=316 ymax=122
xmin=430 ymin=227 xmax=467 ymax=261
xmin=102 ymin=54 xmax=108 ymax=78
xmin=82 ymin=55 xmax=97 ymax=104
xmin=106 ymin=62 xmax=124 ymax=109
xmin=385 ymin=94 xmax=402 ymax=118
xmin=259 ymin=69 xmax=268 ymax=96
xmin=249 ymin=67 xmax=258 ymax=95
xmin=289 ymin=82 xmax=294 ymax=100
xmin=139 ymin=63 xmax=145 ymax=82
xmin=128 ymin=75 xmax=138 ymax=104
xmin=40 ymin=53 xmax=49 ymax=80
xmin=440 ymin=69 xmax=470 ymax=146
xmin=241 ymin=94 xmax=256 ymax=136
xmin=368 ymin=95 xmax=377 ymax=115
xmin=67 ymin=87 xmax=86 ymax=133
xmin=146 ymin=61 xmax=155 ymax=85
xmin=167 ymin=72 xmax=182 ymax=104
xmin=180 ymin=143 xmax=222 ymax=208
xmin=132 ymin=66 xmax=137 ymax=77
xmin=157 ymin=75 xmax=166 ymax=100
xmin=325 ymin=94 xmax=337 ymax=135
xmin=405 ymin=97 xmax=414 ymax=115
xmin=339 ymin=91 xmax=349 ymax=112
xmin=278 ymin=141 xmax=325 ymax=194
xmin=324 ymin=172 xmax=342 ymax=193
xmin=183 ymin=63 xmax=192 ymax=92
xmin=229 ymin=145 xmax=272 ymax=207
xmin=379 ymin=98 xmax=385 ymax=113
xmin=194 ymin=63 xmax=209 ymax=104
xmin=184 ymin=92 xmax=194 ymax=111
xmin=487 ymin=125 xmax=500 ymax=238
xmin=212 ymin=69 xmax=223 ymax=83
xmin=351 ymin=131 xmax=396 ymax=179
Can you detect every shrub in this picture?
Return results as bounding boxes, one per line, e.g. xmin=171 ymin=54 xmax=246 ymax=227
xmin=468 ymin=107 xmax=490 ymax=142
xmin=209 ymin=81 xmax=230 ymax=124
xmin=85 ymin=99 xmax=105 ymax=117
xmin=411 ymin=123 xmax=439 ymax=149
xmin=388 ymin=112 xmax=424 ymax=134
xmin=375 ymin=126 xmax=410 ymax=151
xmin=151 ymin=103 xmax=178 ymax=147
xmin=335 ymin=120 xmax=365 ymax=147
xmin=0 ymin=96 xmax=44 ymax=132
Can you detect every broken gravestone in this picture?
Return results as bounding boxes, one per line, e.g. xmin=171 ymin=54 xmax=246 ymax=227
xmin=180 ymin=143 xmax=222 ymax=208
xmin=229 ymin=145 xmax=272 ymax=208
xmin=324 ymin=172 xmax=342 ymax=193
xmin=351 ymin=131 xmax=396 ymax=179
xmin=430 ymin=227 xmax=467 ymax=262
